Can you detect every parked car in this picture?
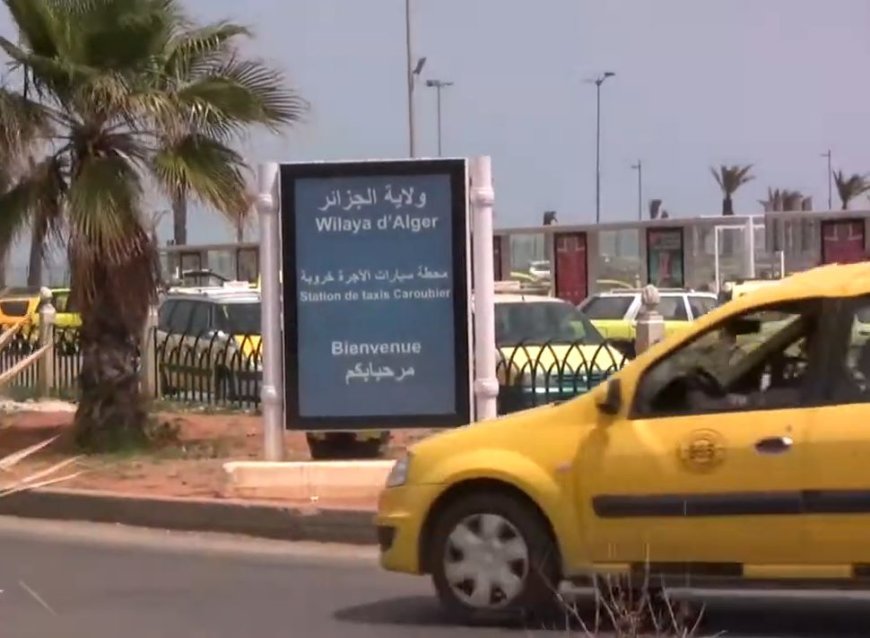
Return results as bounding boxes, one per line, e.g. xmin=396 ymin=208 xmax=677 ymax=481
xmin=0 ymin=286 xmax=82 ymax=333
xmin=717 ymin=278 xmax=782 ymax=305
xmin=156 ymin=287 xmax=262 ymax=401
xmin=376 ymin=261 xmax=870 ymax=622
xmin=494 ymin=289 xmax=625 ymax=413
xmin=578 ymin=288 xmax=718 ymax=357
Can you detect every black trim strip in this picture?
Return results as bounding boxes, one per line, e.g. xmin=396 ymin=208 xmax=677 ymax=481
xmin=594 ymin=489 xmax=870 ymax=518
xmin=803 ymin=490 xmax=870 ymax=514
xmin=593 ymin=492 xmax=802 ymax=518
xmin=853 ymin=565 xmax=870 ymax=579
xmin=630 ymin=562 xmax=743 ymax=578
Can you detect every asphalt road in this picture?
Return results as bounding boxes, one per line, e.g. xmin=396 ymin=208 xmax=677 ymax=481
xmin=1 ymin=516 xmax=869 ymax=638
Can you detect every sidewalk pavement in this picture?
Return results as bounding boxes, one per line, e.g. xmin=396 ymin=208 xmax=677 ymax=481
xmin=0 ymin=487 xmax=380 ymax=545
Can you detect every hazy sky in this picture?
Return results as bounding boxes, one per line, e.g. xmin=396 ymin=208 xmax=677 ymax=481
xmin=6 ymin=0 xmax=870 ymax=273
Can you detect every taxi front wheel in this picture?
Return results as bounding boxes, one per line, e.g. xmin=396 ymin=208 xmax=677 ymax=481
xmin=429 ymin=492 xmax=561 ymax=625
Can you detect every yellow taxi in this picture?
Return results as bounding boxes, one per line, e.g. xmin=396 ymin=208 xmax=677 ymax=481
xmin=0 ymin=287 xmax=82 ymax=333
xmin=492 ymin=285 xmax=624 ymax=413
xmin=578 ymin=288 xmax=717 ymax=357
xmin=376 ymin=262 xmax=870 ymax=622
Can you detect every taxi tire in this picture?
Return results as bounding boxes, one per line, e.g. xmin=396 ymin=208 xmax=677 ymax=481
xmin=429 ymin=492 xmax=561 ymax=626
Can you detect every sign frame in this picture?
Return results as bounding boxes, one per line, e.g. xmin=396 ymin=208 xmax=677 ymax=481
xmin=278 ymin=159 xmax=472 ymax=431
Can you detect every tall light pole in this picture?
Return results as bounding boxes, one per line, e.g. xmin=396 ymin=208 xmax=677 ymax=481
xmin=588 ymin=72 xmax=615 ymax=224
xmin=631 ymin=160 xmax=643 ymax=221
xmin=404 ymin=0 xmax=426 ymax=157
xmin=821 ymin=149 xmax=832 ymax=210
xmin=425 ymin=79 xmax=453 ymax=156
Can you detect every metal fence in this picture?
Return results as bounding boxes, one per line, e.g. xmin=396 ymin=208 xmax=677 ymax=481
xmin=496 ymin=341 xmax=629 ymax=414
xmin=0 ymin=327 xmax=85 ymax=398
xmin=153 ymin=330 xmax=262 ymax=409
xmin=2 ymin=326 xmax=630 ymax=415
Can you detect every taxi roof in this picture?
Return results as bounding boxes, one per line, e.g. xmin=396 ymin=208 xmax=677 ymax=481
xmin=713 ymin=262 xmax=870 ymax=316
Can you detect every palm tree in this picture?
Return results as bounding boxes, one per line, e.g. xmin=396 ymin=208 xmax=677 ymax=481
xmin=760 ymin=188 xmax=806 ymax=212
xmin=711 ymin=164 xmax=755 ymax=215
xmin=0 ymin=0 xmax=304 ymax=450
xmin=833 ymin=170 xmax=870 ymax=210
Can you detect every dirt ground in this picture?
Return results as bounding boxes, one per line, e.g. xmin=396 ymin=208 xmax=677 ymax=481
xmin=0 ymin=407 xmax=429 ymax=507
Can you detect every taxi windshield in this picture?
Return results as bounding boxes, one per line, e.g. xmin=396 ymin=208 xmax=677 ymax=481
xmin=495 ymin=301 xmax=603 ymax=346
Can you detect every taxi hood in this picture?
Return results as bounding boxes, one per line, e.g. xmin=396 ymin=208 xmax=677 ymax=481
xmin=408 ymin=388 xmax=605 ymax=461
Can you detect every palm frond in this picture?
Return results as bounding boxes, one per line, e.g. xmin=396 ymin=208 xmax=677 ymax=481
xmin=152 ymin=134 xmax=249 ymax=217
xmin=165 ymin=21 xmax=251 ymax=79
xmin=834 ymin=170 xmax=870 ymax=209
xmin=0 ymin=156 xmax=65 ymax=253
xmin=179 ymin=54 xmax=307 ymax=138
xmin=0 ymin=88 xmax=53 ymax=164
xmin=4 ymin=0 xmax=63 ymax=59
xmin=712 ymin=164 xmax=754 ymax=196
xmin=710 ymin=166 xmax=724 ymax=192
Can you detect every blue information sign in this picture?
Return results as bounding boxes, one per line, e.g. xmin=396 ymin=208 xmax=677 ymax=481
xmin=280 ymin=160 xmax=471 ymax=430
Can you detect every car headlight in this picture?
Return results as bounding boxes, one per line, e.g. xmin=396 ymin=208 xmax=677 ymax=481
xmin=386 ymin=453 xmax=412 ymax=488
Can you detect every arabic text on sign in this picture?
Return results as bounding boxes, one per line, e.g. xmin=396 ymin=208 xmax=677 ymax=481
xmin=344 ymin=361 xmax=417 ymax=385
xmin=299 ymin=266 xmax=449 ymax=287
xmin=318 ymin=185 xmax=428 ymax=212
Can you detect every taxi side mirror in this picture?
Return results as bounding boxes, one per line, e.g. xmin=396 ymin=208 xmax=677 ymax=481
xmin=596 ymin=378 xmax=622 ymax=416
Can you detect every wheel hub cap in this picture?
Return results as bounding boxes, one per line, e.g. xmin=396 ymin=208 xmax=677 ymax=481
xmin=443 ymin=513 xmax=530 ymax=609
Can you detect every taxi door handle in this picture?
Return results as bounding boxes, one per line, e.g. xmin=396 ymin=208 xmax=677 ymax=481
xmin=755 ymin=436 xmax=793 ymax=455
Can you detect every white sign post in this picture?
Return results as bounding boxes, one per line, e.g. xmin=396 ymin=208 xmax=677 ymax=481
xmin=470 ymin=156 xmax=498 ymax=421
xmin=257 ymin=162 xmax=284 ymax=462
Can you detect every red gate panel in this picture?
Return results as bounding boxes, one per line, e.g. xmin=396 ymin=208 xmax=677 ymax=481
xmin=554 ymin=232 xmax=588 ymax=304
xmin=821 ymin=219 xmax=865 ymax=264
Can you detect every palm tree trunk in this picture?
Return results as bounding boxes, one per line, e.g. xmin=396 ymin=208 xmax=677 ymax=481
xmin=172 ymin=191 xmax=187 ymax=246
xmin=73 ymin=282 xmax=148 ymax=451
xmin=722 ymin=195 xmax=734 ymax=216
xmin=0 ymin=247 xmax=8 ymax=289
xmin=26 ymin=220 xmax=46 ymax=287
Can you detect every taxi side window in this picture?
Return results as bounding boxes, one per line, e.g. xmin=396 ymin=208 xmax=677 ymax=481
xmin=688 ymin=296 xmax=716 ymax=318
xmin=827 ymin=299 xmax=870 ymax=404
xmin=158 ymin=301 xmax=175 ymax=331
xmin=188 ymin=302 xmax=212 ymax=336
xmin=632 ymin=300 xmax=822 ymax=419
xmin=167 ymin=301 xmax=194 ymax=334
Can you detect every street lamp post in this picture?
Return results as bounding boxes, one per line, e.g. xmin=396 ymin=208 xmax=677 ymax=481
xmin=821 ymin=149 xmax=832 ymax=210
xmin=425 ymin=79 xmax=453 ymax=156
xmin=589 ymin=72 xmax=615 ymax=224
xmin=631 ymin=160 xmax=643 ymax=221
xmin=404 ymin=0 xmax=426 ymax=157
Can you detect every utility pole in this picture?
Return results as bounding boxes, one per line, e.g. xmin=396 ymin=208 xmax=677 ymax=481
xmin=631 ymin=160 xmax=643 ymax=221
xmin=589 ymin=72 xmax=615 ymax=224
xmin=404 ymin=0 xmax=426 ymax=157
xmin=425 ymin=79 xmax=453 ymax=156
xmin=821 ymin=149 xmax=833 ymax=210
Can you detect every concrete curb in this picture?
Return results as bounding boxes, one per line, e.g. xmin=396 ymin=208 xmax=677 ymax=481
xmin=0 ymin=487 xmax=377 ymax=545
xmin=223 ymin=460 xmax=394 ymax=501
